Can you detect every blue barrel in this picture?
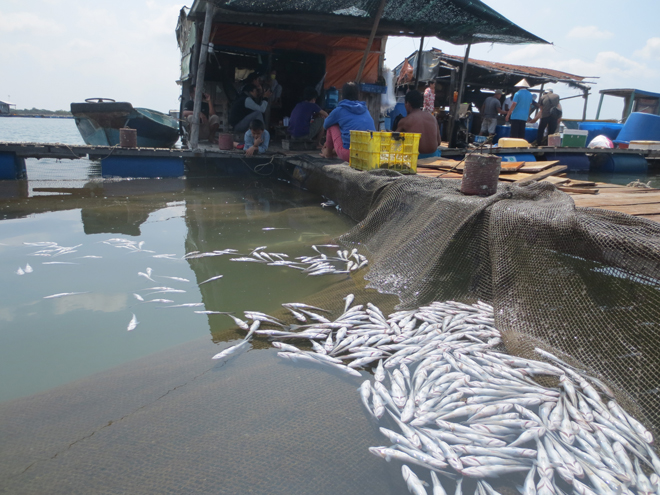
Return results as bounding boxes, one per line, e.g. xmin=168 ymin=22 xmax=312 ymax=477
xmin=545 ymin=152 xmax=590 ymax=171
xmin=615 ymin=112 xmax=660 ymax=144
xmin=578 ymin=121 xmax=624 ymax=145
xmin=591 ymin=153 xmax=648 ymax=173
xmin=498 ymin=153 xmax=536 ymax=163
xmin=386 ymin=102 xmax=407 ymax=131
xmin=325 ymin=87 xmax=339 ymax=110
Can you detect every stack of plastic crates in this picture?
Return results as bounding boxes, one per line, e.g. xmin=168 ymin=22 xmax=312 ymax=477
xmin=349 ymin=131 xmax=421 ymax=174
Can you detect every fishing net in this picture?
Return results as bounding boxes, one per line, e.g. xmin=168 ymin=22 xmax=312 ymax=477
xmin=285 ymin=155 xmax=660 ymax=435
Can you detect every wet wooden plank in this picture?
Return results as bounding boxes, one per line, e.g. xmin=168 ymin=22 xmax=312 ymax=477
xmin=570 ymin=192 xmax=660 ymax=207
xmin=593 ymin=203 xmax=660 ymax=216
xmin=518 ymin=161 xmax=559 ymax=173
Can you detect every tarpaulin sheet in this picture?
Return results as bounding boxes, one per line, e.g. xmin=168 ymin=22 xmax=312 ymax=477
xmin=211 ymin=24 xmax=381 ymax=88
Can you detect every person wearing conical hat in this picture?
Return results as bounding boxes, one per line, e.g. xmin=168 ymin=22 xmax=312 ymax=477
xmin=506 ymin=78 xmax=533 ymax=139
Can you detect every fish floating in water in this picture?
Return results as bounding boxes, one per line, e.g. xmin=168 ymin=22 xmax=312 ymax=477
xmin=221 ymin=295 xmax=659 ymax=495
xmin=43 ymin=292 xmax=89 ymax=299
xmin=228 ymin=245 xmax=368 ymax=277
xmin=127 ymin=314 xmax=139 ymax=331
xmin=199 ymin=275 xmax=223 ymax=285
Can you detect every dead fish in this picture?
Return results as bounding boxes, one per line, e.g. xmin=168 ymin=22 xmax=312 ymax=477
xmin=133 ymin=293 xmax=145 ymax=302
xmin=138 ymin=271 xmax=155 ymax=282
xmin=16 ymin=267 xmax=25 ymax=275
xmin=146 ymin=299 xmax=175 ymax=303
xmin=44 ymin=292 xmax=89 ymax=299
xmin=147 ymin=289 xmax=187 ymax=295
xmin=153 ymin=254 xmax=177 ymax=259
xmin=159 ymin=276 xmax=190 ymax=282
xmin=127 ymin=314 xmax=139 ymax=331
xmin=262 ymin=227 xmax=289 ymax=230
xmin=230 ymin=257 xmax=264 ymax=262
xmin=24 ymin=264 xmax=33 ymax=273
xmin=194 ymin=310 xmax=234 ymax=315
xmin=164 ymin=303 xmax=204 ymax=308
xmin=199 ymin=275 xmax=224 ymax=285
xmin=79 ymin=255 xmax=102 ymax=259
xmin=212 ymin=340 xmax=250 ymax=360
xmin=43 ymin=261 xmax=78 ymax=265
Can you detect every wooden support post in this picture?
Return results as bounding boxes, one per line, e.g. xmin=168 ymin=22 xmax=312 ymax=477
xmin=450 ymin=43 xmax=471 ymax=148
xmin=378 ymin=36 xmax=388 ymax=78
xmin=582 ymin=88 xmax=589 ymax=122
xmin=414 ymin=36 xmax=425 ymax=86
xmin=189 ymin=0 xmax=215 ymax=150
xmin=356 ymin=0 xmax=387 ymax=83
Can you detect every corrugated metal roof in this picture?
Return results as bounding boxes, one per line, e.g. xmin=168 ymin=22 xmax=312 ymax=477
xmin=190 ymin=0 xmax=547 ymax=45
xmin=436 ymin=51 xmax=587 ymax=84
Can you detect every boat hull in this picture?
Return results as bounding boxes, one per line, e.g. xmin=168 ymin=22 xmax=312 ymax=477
xmin=71 ymin=102 xmax=179 ymax=148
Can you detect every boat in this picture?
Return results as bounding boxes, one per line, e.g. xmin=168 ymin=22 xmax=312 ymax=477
xmin=70 ymin=98 xmax=180 ymax=148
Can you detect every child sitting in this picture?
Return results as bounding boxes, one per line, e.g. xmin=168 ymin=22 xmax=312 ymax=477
xmin=244 ymin=119 xmax=270 ymax=157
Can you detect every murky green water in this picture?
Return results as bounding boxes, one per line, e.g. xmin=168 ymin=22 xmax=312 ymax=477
xmin=0 ymin=173 xmax=410 ymax=494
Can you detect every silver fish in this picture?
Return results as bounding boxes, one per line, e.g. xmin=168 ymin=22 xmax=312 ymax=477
xmin=212 ymin=340 xmax=250 ymax=361
xmin=127 ymin=314 xmax=139 ymax=331
xmin=199 ymin=275 xmax=224 ymax=285
xmin=43 ymin=292 xmax=88 ymax=299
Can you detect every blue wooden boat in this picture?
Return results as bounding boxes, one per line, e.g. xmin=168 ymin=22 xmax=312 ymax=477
xmin=70 ymin=99 xmax=179 ymax=148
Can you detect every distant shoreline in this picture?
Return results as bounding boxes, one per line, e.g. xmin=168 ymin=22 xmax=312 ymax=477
xmin=0 ymin=114 xmax=73 ymax=119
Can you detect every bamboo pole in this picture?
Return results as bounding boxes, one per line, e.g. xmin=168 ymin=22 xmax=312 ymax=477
xmin=356 ymin=0 xmax=387 ymax=83
xmin=189 ymin=0 xmax=215 ymax=149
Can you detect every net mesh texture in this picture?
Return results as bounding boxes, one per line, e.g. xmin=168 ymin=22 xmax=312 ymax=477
xmin=286 ymin=155 xmax=660 ymax=435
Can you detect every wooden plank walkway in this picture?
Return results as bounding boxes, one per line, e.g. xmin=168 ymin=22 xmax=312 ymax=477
xmin=416 ymin=157 xmax=660 ymax=223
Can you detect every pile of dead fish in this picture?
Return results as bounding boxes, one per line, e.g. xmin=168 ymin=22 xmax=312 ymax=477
xmin=229 ymin=245 xmax=368 ymax=276
xmin=216 ymin=296 xmax=660 ymax=495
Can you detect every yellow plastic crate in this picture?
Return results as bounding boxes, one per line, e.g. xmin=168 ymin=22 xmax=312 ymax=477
xmin=349 ymin=131 xmax=420 ymax=174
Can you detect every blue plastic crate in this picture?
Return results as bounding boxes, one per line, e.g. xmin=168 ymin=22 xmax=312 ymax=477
xmin=359 ymin=83 xmax=387 ymax=94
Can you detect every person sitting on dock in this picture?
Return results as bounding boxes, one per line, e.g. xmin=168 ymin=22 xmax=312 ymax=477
xmin=229 ymin=84 xmax=271 ymax=134
xmin=529 ymin=89 xmax=563 ymax=146
xmin=243 ymin=119 xmax=270 ymax=157
xmin=321 ymin=81 xmax=375 ymax=162
xmin=479 ymin=89 xmax=505 ymax=140
xmin=506 ymin=79 xmax=533 ymax=140
xmin=395 ymin=90 xmax=441 ymax=159
xmin=288 ymin=87 xmax=328 ymax=146
xmin=183 ymin=85 xmax=220 ymax=142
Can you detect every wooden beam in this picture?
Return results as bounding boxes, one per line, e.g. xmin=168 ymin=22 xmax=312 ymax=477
xmin=514 ymin=165 xmax=568 ymax=184
xmin=356 ymin=0 xmax=387 ymax=83
xmin=190 ymin=0 xmax=215 ymax=149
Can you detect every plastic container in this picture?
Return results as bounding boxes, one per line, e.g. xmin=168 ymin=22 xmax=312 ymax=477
xmin=545 ymin=152 xmax=590 ymax=172
xmin=578 ymin=121 xmax=623 ymax=144
xmin=629 ymin=140 xmax=660 ymax=150
xmin=359 ymin=83 xmax=387 ymax=94
xmin=386 ymin=102 xmax=407 ymax=131
xmin=217 ymin=133 xmax=233 ymax=150
xmin=561 ymin=130 xmax=589 ymax=147
xmin=591 ymin=153 xmax=648 ymax=173
xmin=494 ymin=126 xmax=538 ymax=145
xmin=325 ymin=87 xmax=339 ymax=110
xmin=547 ymin=134 xmax=561 ymax=147
xmin=498 ymin=153 xmax=536 ymax=163
xmin=616 ymin=112 xmax=660 ymax=144
xmin=349 ymin=131 xmax=420 ymax=174
xmin=498 ymin=137 xmax=530 ymax=148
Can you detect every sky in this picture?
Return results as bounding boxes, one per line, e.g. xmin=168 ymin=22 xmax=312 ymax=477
xmin=1 ymin=0 xmax=658 ymax=120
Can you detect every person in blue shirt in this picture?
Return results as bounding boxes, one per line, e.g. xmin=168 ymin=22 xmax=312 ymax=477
xmin=288 ymin=87 xmax=328 ymax=146
xmin=243 ymin=119 xmax=270 ymax=157
xmin=321 ymin=81 xmax=375 ymax=162
xmin=506 ymin=79 xmax=534 ymax=140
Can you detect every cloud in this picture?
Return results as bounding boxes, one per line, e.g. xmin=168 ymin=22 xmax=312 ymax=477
xmin=503 ymin=46 xmax=656 ymax=81
xmin=566 ymin=26 xmax=614 ymax=40
xmin=0 ymin=10 xmax=64 ymax=35
xmin=635 ymin=38 xmax=660 ymax=60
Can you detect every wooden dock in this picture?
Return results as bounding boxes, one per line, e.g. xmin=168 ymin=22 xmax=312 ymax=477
xmin=417 ymin=157 xmax=660 ymax=223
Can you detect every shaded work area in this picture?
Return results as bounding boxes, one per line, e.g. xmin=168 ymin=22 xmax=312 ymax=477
xmin=178 ymin=0 xmax=547 ymax=148
xmin=394 ymin=48 xmax=593 ymax=145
